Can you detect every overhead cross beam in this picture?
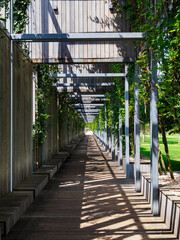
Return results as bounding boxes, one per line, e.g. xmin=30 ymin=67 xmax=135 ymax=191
xmin=73 ymin=103 xmax=104 ymax=106
xmin=52 ymin=73 xmax=126 ymax=78
xmin=54 ymin=83 xmax=115 ymax=87
xmin=57 ymin=89 xmax=110 ymax=93
xmin=68 ymin=98 xmax=106 ymax=101
xmin=72 ymin=104 xmax=104 ymax=108
xmin=76 ymin=109 xmax=100 ymax=112
xmin=70 ymin=94 xmax=108 ymax=98
xmin=11 ymin=32 xmax=145 ymax=42
xmin=32 ymin=57 xmax=134 ymax=64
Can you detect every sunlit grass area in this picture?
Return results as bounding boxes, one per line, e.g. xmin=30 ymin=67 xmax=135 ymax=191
xmin=140 ymin=134 xmax=180 ymax=171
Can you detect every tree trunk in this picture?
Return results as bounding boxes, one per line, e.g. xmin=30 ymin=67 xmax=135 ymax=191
xmin=159 ymin=116 xmax=174 ymax=179
xmin=158 ymin=144 xmax=162 ymax=175
xmin=142 ymin=122 xmax=145 ymax=143
xmin=158 ymin=142 xmax=167 ymax=175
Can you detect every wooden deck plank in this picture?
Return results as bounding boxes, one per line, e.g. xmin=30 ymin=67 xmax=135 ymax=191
xmin=2 ymin=136 xmax=177 ymax=240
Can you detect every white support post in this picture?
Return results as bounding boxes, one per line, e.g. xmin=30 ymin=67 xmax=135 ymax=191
xmin=101 ymin=123 xmax=104 ymax=147
xmin=28 ymin=0 xmax=32 ymax=58
xmin=109 ymin=127 xmax=112 ymax=154
xmin=150 ymin=51 xmax=159 ymax=216
xmin=134 ymin=65 xmax=141 ymax=192
xmin=115 ymin=125 xmax=118 ymax=162
xmin=6 ymin=2 xmax=11 ymax=32
xmin=111 ymin=123 xmax=115 ymax=160
xmin=105 ymin=106 xmax=108 ymax=151
xmin=107 ymin=126 xmax=109 ymax=151
xmin=125 ymin=65 xmax=130 ymax=179
xmin=118 ymin=104 xmax=123 ymax=169
xmin=98 ymin=119 xmax=100 ymax=142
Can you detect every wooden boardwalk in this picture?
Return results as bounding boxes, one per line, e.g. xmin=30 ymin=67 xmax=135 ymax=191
xmin=2 ymin=136 xmax=177 ymax=240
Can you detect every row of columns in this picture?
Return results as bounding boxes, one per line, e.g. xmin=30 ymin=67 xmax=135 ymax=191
xmin=8 ymin=0 xmax=158 ymax=216
xmin=95 ymin=61 xmax=158 ymax=215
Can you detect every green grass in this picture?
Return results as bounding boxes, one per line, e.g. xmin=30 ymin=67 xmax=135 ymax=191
xmin=140 ymin=134 xmax=180 ymax=171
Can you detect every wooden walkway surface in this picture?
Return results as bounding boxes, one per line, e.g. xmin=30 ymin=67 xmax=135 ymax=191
xmin=2 ymin=135 xmax=177 ymax=240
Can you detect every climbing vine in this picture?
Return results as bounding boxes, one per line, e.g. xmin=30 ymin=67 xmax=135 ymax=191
xmin=33 ymin=64 xmax=58 ymax=145
xmin=114 ymin=0 xmax=180 ymax=136
xmin=92 ymin=0 xmax=179 ymax=173
xmin=13 ymin=0 xmax=31 ymax=33
xmin=0 ymin=0 xmax=31 ymax=33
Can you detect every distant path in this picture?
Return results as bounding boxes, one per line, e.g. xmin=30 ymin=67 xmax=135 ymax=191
xmin=2 ymin=136 xmax=177 ymax=240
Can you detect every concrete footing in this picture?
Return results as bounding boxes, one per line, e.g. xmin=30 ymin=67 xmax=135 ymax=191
xmin=14 ymin=175 xmax=49 ymax=198
xmin=94 ymin=134 xmax=180 ymax=239
xmin=0 ymin=191 xmax=33 ymax=235
xmin=141 ymin=174 xmax=180 ymax=239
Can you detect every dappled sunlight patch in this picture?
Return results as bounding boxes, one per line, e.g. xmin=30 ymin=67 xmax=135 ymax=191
xmin=80 ymin=213 xmax=130 ymax=229
xmin=86 ymin=130 xmax=93 ymax=135
xmin=123 ymin=234 xmax=144 ymax=240
xmin=58 ymin=180 xmax=81 ymax=187
xmin=82 ymin=204 xmax=96 ymax=210
xmin=97 ymin=219 xmax=138 ymax=231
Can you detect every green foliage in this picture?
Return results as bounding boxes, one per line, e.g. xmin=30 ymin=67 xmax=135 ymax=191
xmin=0 ymin=0 xmax=31 ymax=33
xmin=0 ymin=0 xmax=8 ymax=21
xmin=140 ymin=134 xmax=180 ymax=171
xmin=92 ymin=1 xmax=179 ymax=156
xmin=33 ymin=64 xmax=58 ymax=145
xmin=120 ymin=0 xmax=179 ymax=134
xmin=13 ymin=0 xmax=31 ymax=33
xmin=58 ymin=93 xmax=85 ymax=134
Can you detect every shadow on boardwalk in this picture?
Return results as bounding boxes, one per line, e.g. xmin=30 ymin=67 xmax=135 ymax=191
xmin=2 ymin=136 xmax=177 ymax=240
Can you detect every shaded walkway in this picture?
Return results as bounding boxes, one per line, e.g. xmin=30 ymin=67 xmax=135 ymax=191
xmin=2 ymin=136 xmax=177 ymax=240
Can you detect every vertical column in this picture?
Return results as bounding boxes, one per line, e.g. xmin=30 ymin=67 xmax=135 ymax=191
xmin=6 ymin=2 xmax=11 ymax=31
xmin=28 ymin=0 xmax=32 ymax=58
xmin=134 ymin=65 xmax=141 ymax=192
xmin=115 ymin=125 xmax=118 ymax=162
xmin=107 ymin=125 xmax=109 ymax=151
xmin=125 ymin=65 xmax=130 ymax=179
xmin=98 ymin=118 xmax=100 ymax=141
xmin=105 ymin=106 xmax=108 ymax=151
xmin=109 ymin=120 xmax=112 ymax=154
xmin=101 ymin=120 xmax=104 ymax=147
xmin=150 ymin=51 xmax=159 ymax=215
xmin=10 ymin=0 xmax=13 ymax=192
xmin=111 ymin=122 xmax=114 ymax=160
xmin=118 ymin=104 xmax=123 ymax=169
